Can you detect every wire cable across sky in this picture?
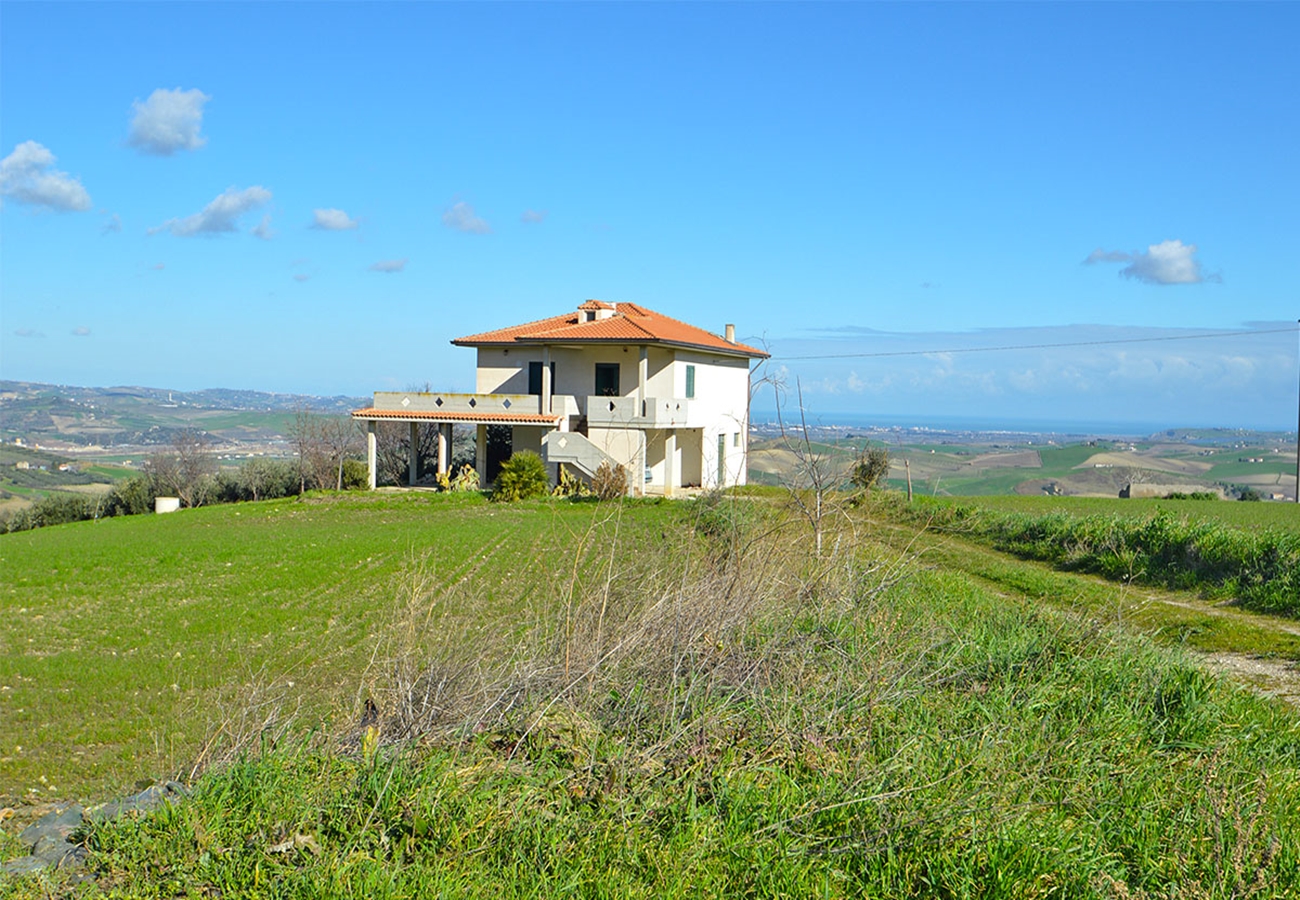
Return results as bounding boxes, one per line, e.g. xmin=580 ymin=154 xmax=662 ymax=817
xmin=772 ymin=325 xmax=1300 ymax=362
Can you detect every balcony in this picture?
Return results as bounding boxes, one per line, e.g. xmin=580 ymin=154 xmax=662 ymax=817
xmin=584 ymin=396 xmax=691 ymax=428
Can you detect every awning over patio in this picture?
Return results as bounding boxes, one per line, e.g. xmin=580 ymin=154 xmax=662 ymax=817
xmin=351 ymin=408 xmax=562 ymax=426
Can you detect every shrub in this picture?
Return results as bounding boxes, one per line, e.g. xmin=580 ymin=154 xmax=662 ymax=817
xmin=492 ymin=452 xmax=549 ymax=502
xmin=341 ymin=459 xmax=370 ymax=491
xmin=234 ymin=457 xmax=300 ymax=501
xmin=553 ymin=465 xmax=591 ymax=498
xmin=106 ymin=476 xmax=158 ymax=517
xmin=851 ymin=446 xmax=890 ymax=490
xmin=591 ymin=461 xmax=627 ymax=501
xmin=437 ymin=464 xmax=480 ymax=492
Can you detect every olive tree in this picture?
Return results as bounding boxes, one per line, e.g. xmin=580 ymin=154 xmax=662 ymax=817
xmin=145 ymin=429 xmax=217 ymax=508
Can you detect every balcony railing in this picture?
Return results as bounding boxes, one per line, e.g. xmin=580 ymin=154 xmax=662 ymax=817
xmin=585 ymin=396 xmax=691 ymax=428
xmin=372 ymin=391 xmax=578 ymax=417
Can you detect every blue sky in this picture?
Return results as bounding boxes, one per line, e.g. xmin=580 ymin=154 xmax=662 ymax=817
xmin=2 ymin=2 xmax=1297 ymax=428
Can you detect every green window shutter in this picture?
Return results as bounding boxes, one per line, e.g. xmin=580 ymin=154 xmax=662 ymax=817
xmin=685 ymin=365 xmax=696 ymax=399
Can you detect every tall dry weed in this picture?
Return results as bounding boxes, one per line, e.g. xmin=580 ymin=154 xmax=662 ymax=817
xmin=355 ymin=501 xmax=926 ymax=766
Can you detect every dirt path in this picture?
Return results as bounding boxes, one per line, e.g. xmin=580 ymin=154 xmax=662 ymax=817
xmin=1199 ymin=653 xmax=1300 ymax=706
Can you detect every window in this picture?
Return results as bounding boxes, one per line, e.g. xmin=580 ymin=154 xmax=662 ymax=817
xmin=527 ymin=362 xmax=555 ymax=396
xmin=733 ymin=432 xmax=740 ymax=447
xmin=717 ymin=432 xmax=727 ymax=484
xmin=595 ymin=363 xmax=620 ymax=397
xmin=685 ymin=364 xmax=696 ymax=399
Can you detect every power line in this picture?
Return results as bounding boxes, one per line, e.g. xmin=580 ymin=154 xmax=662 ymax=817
xmin=772 ymin=326 xmax=1300 ymax=362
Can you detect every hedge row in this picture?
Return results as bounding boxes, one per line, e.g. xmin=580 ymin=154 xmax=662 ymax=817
xmin=899 ymin=499 xmax=1300 ymax=619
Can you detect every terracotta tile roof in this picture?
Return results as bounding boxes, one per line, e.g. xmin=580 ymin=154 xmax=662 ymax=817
xmin=452 ymin=302 xmax=768 ymax=358
xmin=352 ymin=409 xmax=562 ymax=425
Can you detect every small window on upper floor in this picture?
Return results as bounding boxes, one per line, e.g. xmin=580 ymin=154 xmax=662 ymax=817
xmin=685 ymin=364 xmax=696 ymax=399
xmin=528 ymin=361 xmax=556 ymax=396
xmin=733 ymin=432 xmax=740 ymax=447
xmin=595 ymin=363 xmax=621 ymax=397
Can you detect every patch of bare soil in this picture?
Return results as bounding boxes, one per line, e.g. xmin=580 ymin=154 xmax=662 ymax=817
xmin=1201 ymin=653 xmax=1300 ymax=706
xmin=964 ymin=450 xmax=1041 ymax=470
xmin=747 ymin=447 xmax=802 ymax=476
xmin=1076 ymin=451 xmax=1212 ymax=477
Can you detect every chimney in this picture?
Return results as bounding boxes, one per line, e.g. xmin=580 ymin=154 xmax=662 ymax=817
xmin=724 ymin=323 xmax=735 ymax=343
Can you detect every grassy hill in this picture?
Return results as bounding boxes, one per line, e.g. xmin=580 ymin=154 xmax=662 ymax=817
xmin=3 ymin=491 xmax=1300 ymax=895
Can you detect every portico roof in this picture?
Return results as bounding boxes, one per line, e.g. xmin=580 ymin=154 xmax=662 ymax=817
xmin=351 ymin=408 xmax=562 ymax=426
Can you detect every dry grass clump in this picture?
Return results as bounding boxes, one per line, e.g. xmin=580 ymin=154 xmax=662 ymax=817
xmin=356 ymin=499 xmax=920 ymax=764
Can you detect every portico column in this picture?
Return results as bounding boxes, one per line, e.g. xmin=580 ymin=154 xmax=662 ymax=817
xmin=664 ymin=428 xmax=676 ymax=498
xmin=437 ymin=424 xmax=450 ymax=475
xmin=541 ymin=345 xmax=552 ymax=414
xmin=366 ymin=420 xmax=377 ymax=490
xmin=409 ymin=422 xmax=419 ymax=486
xmin=475 ymin=424 xmax=488 ymax=482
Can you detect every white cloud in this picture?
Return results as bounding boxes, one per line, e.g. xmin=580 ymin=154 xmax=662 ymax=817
xmin=128 ymin=88 xmax=210 ymax=155
xmin=1083 ymin=239 xmax=1216 ymax=285
xmin=13 ymin=328 xmax=45 ymax=338
xmin=442 ymin=201 xmax=491 ymax=234
xmin=101 ymin=213 xmax=122 ymax=235
xmin=149 ymin=186 xmax=272 ymax=237
xmin=0 ymin=141 xmax=92 ymax=211
xmin=369 ymin=258 xmax=408 ymax=273
xmin=520 ymin=209 xmax=548 ymax=224
xmin=311 ymin=208 xmax=359 ymax=230
xmin=293 ymin=273 xmax=311 ymax=283
xmin=252 ymin=214 xmax=274 ymax=240
xmin=72 ymin=326 xmax=91 ymax=337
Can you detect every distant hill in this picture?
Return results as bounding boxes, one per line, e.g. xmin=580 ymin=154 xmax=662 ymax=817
xmin=0 ymin=380 xmax=368 ymax=448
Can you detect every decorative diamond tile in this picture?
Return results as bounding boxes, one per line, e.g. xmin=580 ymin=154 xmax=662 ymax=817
xmin=401 ymin=396 xmax=410 ymax=407
xmin=468 ymin=398 xmax=477 ymax=408
xmin=558 ymin=437 xmax=568 ymax=449
xmin=502 ymin=398 xmax=512 ymax=409
xmin=435 ymin=397 xmax=443 ymax=407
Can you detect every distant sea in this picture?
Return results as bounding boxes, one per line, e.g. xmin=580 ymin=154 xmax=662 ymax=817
xmin=750 ymin=411 xmax=1286 ymax=438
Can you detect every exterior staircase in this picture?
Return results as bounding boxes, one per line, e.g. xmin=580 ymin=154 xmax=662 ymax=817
xmin=541 ymin=431 xmax=617 ymax=480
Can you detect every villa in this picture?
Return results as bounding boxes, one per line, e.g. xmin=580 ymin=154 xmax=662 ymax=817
xmin=352 ymin=300 xmax=769 ymax=495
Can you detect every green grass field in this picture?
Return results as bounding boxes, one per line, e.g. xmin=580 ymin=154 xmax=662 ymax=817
xmin=1 ymin=492 xmax=678 ymax=802
xmin=5 ymin=490 xmax=1300 ymax=896
xmin=925 ymin=494 xmax=1300 ymax=532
